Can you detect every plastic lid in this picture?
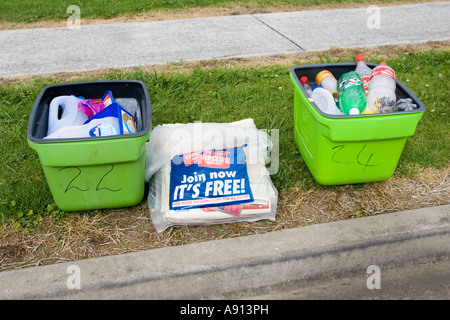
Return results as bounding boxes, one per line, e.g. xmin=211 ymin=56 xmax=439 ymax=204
xmin=379 ymin=61 xmax=387 ymax=65
xmin=356 ymin=54 xmax=365 ymax=61
xmin=311 ymin=85 xmax=322 ymax=91
xmin=315 ymin=70 xmax=335 ymax=85
xmin=349 ymin=108 xmax=360 ymax=115
xmin=300 ymin=76 xmax=308 ymax=84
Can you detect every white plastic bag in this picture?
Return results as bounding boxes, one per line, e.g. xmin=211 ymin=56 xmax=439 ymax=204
xmin=145 ymin=119 xmax=278 ymax=233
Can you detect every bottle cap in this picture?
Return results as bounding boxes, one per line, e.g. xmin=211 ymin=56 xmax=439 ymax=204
xmin=315 ymin=70 xmax=335 ymax=85
xmin=300 ymin=76 xmax=308 ymax=84
xmin=349 ymin=108 xmax=360 ymax=115
xmin=311 ymin=85 xmax=322 ymax=91
xmin=356 ymin=54 xmax=365 ymax=61
xmin=379 ymin=61 xmax=387 ymax=65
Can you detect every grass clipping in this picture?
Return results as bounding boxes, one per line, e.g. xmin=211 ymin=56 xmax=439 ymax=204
xmin=1 ymin=164 xmax=449 ymax=272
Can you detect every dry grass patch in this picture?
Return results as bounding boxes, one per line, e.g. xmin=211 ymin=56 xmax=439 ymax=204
xmin=1 ymin=164 xmax=448 ymax=272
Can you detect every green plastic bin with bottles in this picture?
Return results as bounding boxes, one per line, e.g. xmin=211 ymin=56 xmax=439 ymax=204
xmin=289 ymin=55 xmax=425 ymax=185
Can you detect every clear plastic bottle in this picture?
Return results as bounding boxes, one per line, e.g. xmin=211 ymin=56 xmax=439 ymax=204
xmin=365 ymin=62 xmax=396 ymax=114
xmin=311 ymin=85 xmax=343 ymax=115
xmin=337 ymin=71 xmax=367 ymax=115
xmin=300 ymin=76 xmax=313 ymax=96
xmin=315 ymin=70 xmax=339 ymax=100
xmin=355 ymin=54 xmax=372 ymax=96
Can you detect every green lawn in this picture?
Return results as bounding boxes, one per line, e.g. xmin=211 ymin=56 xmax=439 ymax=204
xmin=0 ymin=49 xmax=449 ymax=227
xmin=1 ymin=0 xmax=404 ymax=23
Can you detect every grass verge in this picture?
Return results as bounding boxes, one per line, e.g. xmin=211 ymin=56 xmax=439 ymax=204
xmin=1 ymin=45 xmax=449 ymax=223
xmin=0 ymin=44 xmax=449 ymax=271
xmin=0 ymin=0 xmax=438 ymax=25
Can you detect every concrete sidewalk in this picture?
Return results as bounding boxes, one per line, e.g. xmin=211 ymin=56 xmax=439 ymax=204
xmin=1 ymin=2 xmax=449 ymax=77
xmin=0 ymin=205 xmax=448 ymax=299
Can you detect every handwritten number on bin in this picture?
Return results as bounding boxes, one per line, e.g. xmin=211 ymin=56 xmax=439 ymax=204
xmin=331 ymin=145 xmax=353 ymax=164
xmin=356 ymin=145 xmax=379 ymax=172
xmin=96 ymin=164 xmax=122 ymax=192
xmin=59 ymin=166 xmax=89 ymax=193
xmin=60 ymin=164 xmax=122 ymax=193
xmin=332 ymin=144 xmax=380 ymax=172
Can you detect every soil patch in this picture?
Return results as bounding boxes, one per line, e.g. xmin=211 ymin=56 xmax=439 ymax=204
xmin=1 ymin=164 xmax=449 ymax=272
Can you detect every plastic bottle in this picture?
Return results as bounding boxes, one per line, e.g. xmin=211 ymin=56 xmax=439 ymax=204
xmin=365 ymin=62 xmax=396 ymax=114
xmin=47 ymin=95 xmax=89 ymax=136
xmin=311 ymin=85 xmax=343 ymax=115
xmin=337 ymin=71 xmax=367 ymax=115
xmin=300 ymin=76 xmax=313 ymax=96
xmin=355 ymin=54 xmax=372 ymax=96
xmin=315 ymin=70 xmax=339 ymax=100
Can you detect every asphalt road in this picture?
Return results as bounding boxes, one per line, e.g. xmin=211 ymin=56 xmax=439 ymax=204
xmin=247 ymin=259 xmax=450 ymax=300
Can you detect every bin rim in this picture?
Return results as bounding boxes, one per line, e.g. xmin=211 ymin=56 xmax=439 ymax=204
xmin=290 ymin=62 xmax=426 ymax=119
xmin=27 ymin=80 xmax=152 ymax=144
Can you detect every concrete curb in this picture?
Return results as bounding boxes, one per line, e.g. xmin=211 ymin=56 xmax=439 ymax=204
xmin=1 ymin=204 xmax=448 ymax=299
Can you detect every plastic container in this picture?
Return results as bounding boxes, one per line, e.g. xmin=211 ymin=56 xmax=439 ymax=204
xmin=310 ymin=85 xmax=343 ymax=115
xmin=337 ymin=71 xmax=367 ymax=115
xmin=27 ymin=81 xmax=152 ymax=211
xmin=365 ymin=61 xmax=397 ymax=114
xmin=355 ymin=54 xmax=371 ymax=95
xmin=289 ymin=63 xmax=425 ymax=185
xmin=300 ymin=76 xmax=313 ymax=96
xmin=315 ymin=70 xmax=339 ymax=100
xmin=47 ymin=95 xmax=88 ymax=136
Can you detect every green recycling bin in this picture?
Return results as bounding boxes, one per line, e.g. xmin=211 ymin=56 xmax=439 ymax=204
xmin=290 ymin=63 xmax=425 ymax=185
xmin=27 ymin=81 xmax=152 ymax=211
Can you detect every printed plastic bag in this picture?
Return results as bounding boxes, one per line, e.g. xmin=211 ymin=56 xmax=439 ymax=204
xmin=84 ymin=101 xmax=136 ymax=135
xmin=145 ymin=119 xmax=278 ymax=233
xmin=78 ymin=91 xmax=113 ymax=118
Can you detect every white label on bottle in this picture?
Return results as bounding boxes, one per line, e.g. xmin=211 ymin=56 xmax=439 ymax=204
xmin=362 ymin=76 xmax=370 ymax=94
xmin=339 ymin=77 xmax=363 ymax=91
xmin=370 ymin=66 xmax=395 ymax=81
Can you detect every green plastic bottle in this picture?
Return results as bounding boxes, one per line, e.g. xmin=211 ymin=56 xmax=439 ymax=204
xmin=338 ymin=71 xmax=367 ymax=115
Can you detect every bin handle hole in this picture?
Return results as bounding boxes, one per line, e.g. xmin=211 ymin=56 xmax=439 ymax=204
xmin=58 ymin=105 xmax=63 ymax=120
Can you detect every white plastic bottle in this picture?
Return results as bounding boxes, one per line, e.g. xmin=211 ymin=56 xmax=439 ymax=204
xmin=355 ymin=54 xmax=372 ymax=96
xmin=300 ymin=76 xmax=313 ymax=96
xmin=311 ymin=85 xmax=343 ymax=115
xmin=315 ymin=70 xmax=339 ymax=101
xmin=47 ymin=95 xmax=89 ymax=136
xmin=365 ymin=62 xmax=397 ymax=114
